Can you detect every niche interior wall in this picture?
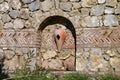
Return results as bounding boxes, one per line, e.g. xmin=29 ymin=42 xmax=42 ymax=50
xmin=0 ymin=0 xmax=119 ymax=76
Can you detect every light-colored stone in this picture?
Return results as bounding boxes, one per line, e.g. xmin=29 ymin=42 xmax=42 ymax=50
xmin=49 ymin=59 xmax=63 ymax=70
xmin=59 ymin=50 xmax=71 ymax=59
xmin=43 ymin=51 xmax=57 ymax=59
xmin=98 ymin=0 xmax=105 ymax=3
xmin=115 ymin=8 xmax=120 ymax=14
xmin=0 ymin=49 xmax=4 ymax=60
xmin=91 ymin=48 xmax=102 ymax=55
xmin=0 ymin=2 xmax=9 ymax=13
xmin=28 ymin=0 xmax=40 ymax=11
xmin=10 ymin=0 xmax=21 ymax=10
xmin=117 ymin=48 xmax=120 ymax=53
xmin=4 ymin=50 xmax=15 ymax=60
xmin=42 ymin=58 xmax=64 ymax=70
xmin=0 ymin=20 xmax=3 ymax=29
xmin=81 ymin=16 xmax=102 ymax=27
xmin=60 ymin=0 xmax=68 ymax=2
xmin=13 ymin=19 xmax=24 ymax=29
xmin=103 ymin=54 xmax=110 ymax=61
xmin=105 ymin=7 xmax=114 ymax=14
xmin=1 ymin=14 xmax=11 ymax=23
xmin=70 ymin=0 xmax=79 ymax=2
xmin=91 ymin=5 xmax=104 ymax=16
xmin=76 ymin=49 xmax=83 ymax=57
xmin=20 ymin=8 xmax=29 ymax=19
xmin=9 ymin=10 xmax=19 ymax=19
xmin=104 ymin=15 xmax=119 ymax=26
xmin=60 ymin=3 xmax=72 ymax=12
xmin=4 ymin=22 xmax=13 ymax=28
xmin=80 ymin=8 xmax=90 ymax=17
xmin=81 ymin=0 xmax=97 ymax=7
xmin=40 ymin=0 xmax=53 ymax=12
xmin=110 ymin=57 xmax=120 ymax=71
xmin=15 ymin=48 xmax=23 ymax=56
xmin=22 ymin=48 xmax=30 ymax=54
xmin=76 ymin=57 xmax=88 ymax=71
xmin=22 ymin=0 xmax=34 ymax=3
xmin=0 ymin=0 xmax=4 ymax=3
xmin=8 ymin=55 xmax=19 ymax=71
xmin=87 ymin=53 xmax=103 ymax=72
xmin=72 ymin=3 xmax=81 ymax=9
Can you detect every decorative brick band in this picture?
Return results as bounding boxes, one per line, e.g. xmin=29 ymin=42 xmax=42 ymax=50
xmin=0 ymin=29 xmax=40 ymax=48
xmin=41 ymin=27 xmax=120 ymax=49
xmin=76 ymin=27 xmax=120 ymax=48
xmin=0 ymin=28 xmax=120 ymax=48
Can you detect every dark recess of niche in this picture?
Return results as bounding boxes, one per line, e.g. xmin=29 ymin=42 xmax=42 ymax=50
xmin=39 ymin=15 xmax=76 ymax=70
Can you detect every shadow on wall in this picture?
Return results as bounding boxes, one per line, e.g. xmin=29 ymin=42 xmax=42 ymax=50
xmin=0 ymin=62 xmax=8 ymax=79
xmin=39 ymin=15 xmax=76 ymax=53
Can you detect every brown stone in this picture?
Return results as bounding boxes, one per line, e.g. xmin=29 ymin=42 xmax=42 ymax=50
xmin=64 ymin=56 xmax=75 ymax=71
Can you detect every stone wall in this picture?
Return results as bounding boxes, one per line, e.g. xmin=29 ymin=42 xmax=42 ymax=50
xmin=0 ymin=0 xmax=120 ymax=76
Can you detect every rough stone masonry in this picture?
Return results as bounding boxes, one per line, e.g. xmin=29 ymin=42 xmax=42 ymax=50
xmin=0 ymin=0 xmax=120 ymax=76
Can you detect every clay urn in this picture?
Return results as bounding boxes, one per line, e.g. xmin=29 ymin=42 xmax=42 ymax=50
xmin=54 ymin=29 xmax=67 ymax=53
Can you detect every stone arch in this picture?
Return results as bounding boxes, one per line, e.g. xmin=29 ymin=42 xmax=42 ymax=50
xmin=39 ymin=15 xmax=76 ymax=70
xmin=39 ymin=15 xmax=76 ymax=52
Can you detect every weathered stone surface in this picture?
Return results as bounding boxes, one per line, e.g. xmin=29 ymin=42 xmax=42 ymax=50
xmin=104 ymin=15 xmax=119 ymax=26
xmin=0 ymin=20 xmax=3 ymax=29
xmin=22 ymin=0 xmax=34 ymax=3
xmin=20 ymin=8 xmax=29 ymax=19
xmin=64 ymin=56 xmax=75 ymax=70
xmin=87 ymin=52 xmax=103 ymax=72
xmin=43 ymin=51 xmax=57 ymax=59
xmin=81 ymin=0 xmax=97 ymax=7
xmin=1 ymin=14 xmax=11 ymax=23
xmin=91 ymin=48 xmax=102 ymax=55
xmin=81 ymin=16 xmax=102 ymax=27
xmin=28 ymin=0 xmax=40 ymax=11
xmin=22 ymin=48 xmax=30 ymax=54
xmin=70 ymin=0 xmax=79 ymax=2
xmin=115 ymin=8 xmax=120 ymax=14
xmin=117 ymin=48 xmax=120 ymax=53
xmin=60 ymin=3 xmax=72 ymax=12
xmin=0 ymin=2 xmax=9 ymax=13
xmin=7 ymin=55 xmax=19 ymax=71
xmin=80 ymin=8 xmax=90 ymax=17
xmin=4 ymin=50 xmax=15 ymax=60
xmin=91 ymin=5 xmax=104 ymax=16
xmin=40 ymin=0 xmax=53 ymax=12
xmin=42 ymin=58 xmax=64 ymax=70
xmin=76 ymin=57 xmax=88 ymax=71
xmin=98 ymin=0 xmax=105 ymax=3
xmin=59 ymin=50 xmax=71 ymax=60
xmin=15 ymin=48 xmax=23 ymax=56
xmin=13 ymin=19 xmax=24 ymax=29
xmin=10 ymin=0 xmax=21 ymax=10
xmin=0 ymin=0 xmax=4 ymax=3
xmin=49 ymin=59 xmax=63 ymax=70
xmin=4 ymin=22 xmax=13 ymax=28
xmin=0 ymin=49 xmax=4 ymax=60
xmin=105 ymin=7 xmax=114 ymax=14
xmin=110 ymin=58 xmax=120 ymax=71
xmin=72 ymin=3 xmax=81 ymax=9
xmin=9 ymin=10 xmax=19 ymax=19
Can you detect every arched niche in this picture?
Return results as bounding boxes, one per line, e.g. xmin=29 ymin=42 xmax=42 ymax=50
xmin=38 ymin=15 xmax=76 ymax=71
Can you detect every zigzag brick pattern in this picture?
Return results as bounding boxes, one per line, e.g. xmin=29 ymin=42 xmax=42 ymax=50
xmin=0 ymin=29 xmax=39 ymax=48
xmin=76 ymin=28 xmax=120 ymax=48
xmin=0 ymin=28 xmax=120 ymax=48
